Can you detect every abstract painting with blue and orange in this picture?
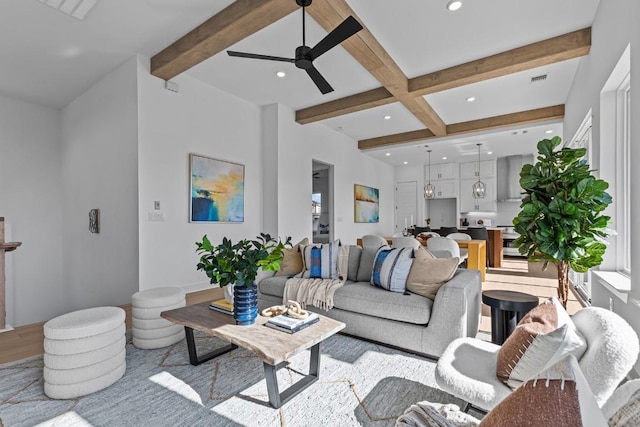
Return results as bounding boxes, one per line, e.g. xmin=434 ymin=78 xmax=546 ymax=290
xmin=190 ymin=154 xmax=244 ymax=222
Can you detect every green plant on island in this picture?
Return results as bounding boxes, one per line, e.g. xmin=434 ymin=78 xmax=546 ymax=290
xmin=513 ymin=136 xmax=614 ymax=307
xmin=195 ymin=233 xmax=292 ymax=289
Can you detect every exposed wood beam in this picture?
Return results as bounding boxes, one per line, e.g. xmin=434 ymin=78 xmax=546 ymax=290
xmin=297 ymin=28 xmax=590 ymax=126
xmin=358 ymin=105 xmax=565 ymax=150
xmin=409 ymin=28 xmax=591 ymax=96
xmin=296 ymin=87 xmax=395 ymax=124
xmin=446 ymin=104 xmax=565 ymax=135
xmin=151 ymin=0 xmax=298 ymax=81
xmin=306 ymin=0 xmax=446 ymax=135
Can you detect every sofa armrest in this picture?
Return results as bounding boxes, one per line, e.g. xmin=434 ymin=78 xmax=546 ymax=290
xmin=427 ymin=269 xmax=482 ymax=347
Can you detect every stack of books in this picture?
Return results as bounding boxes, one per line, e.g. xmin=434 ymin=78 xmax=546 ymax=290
xmin=265 ymin=312 xmax=319 ymax=334
xmin=209 ymin=298 xmax=233 ymax=315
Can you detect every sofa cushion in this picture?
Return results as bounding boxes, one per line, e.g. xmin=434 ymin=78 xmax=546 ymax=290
xmin=371 ymin=247 xmax=414 ymax=293
xmin=300 ymin=239 xmax=340 ymax=279
xmin=258 ymin=275 xmax=289 ymax=299
xmin=356 ymin=245 xmax=388 ymax=282
xmin=496 ymin=297 xmax=587 ymax=389
xmin=333 ymin=282 xmax=432 ymax=324
xmin=346 ymin=245 xmax=362 ymax=282
xmin=275 ymin=238 xmax=308 ymax=277
xmin=406 ymin=247 xmax=459 ymax=300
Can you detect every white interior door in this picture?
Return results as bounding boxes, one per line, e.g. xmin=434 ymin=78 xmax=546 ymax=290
xmin=395 ymin=181 xmax=417 ymax=233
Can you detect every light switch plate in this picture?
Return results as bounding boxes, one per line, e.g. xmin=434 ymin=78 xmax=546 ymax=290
xmin=148 ymin=212 xmax=165 ymax=222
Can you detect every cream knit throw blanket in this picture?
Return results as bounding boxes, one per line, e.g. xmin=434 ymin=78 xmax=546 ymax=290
xmin=283 ymin=245 xmax=350 ymax=311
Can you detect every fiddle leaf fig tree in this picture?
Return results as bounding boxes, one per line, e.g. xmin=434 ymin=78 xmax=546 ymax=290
xmin=513 ymin=136 xmax=614 ymax=307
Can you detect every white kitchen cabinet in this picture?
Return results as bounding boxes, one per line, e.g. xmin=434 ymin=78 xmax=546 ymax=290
xmin=428 ymin=162 xmax=457 ymax=180
xmin=425 ymin=162 xmax=458 ymax=199
xmin=460 ymin=177 xmax=497 ymax=212
xmin=459 ymin=160 xmax=496 ymax=180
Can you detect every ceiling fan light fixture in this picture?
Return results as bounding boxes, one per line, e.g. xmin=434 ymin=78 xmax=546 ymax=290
xmin=446 ymin=0 xmax=462 ymax=11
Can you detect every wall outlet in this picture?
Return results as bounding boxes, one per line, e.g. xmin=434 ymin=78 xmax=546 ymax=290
xmin=148 ymin=212 xmax=165 ymax=222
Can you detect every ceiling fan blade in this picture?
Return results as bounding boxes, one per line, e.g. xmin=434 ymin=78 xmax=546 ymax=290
xmin=227 ymin=51 xmax=295 ymax=63
xmin=305 ymin=66 xmax=334 ymax=94
xmin=308 ymin=16 xmax=363 ymax=60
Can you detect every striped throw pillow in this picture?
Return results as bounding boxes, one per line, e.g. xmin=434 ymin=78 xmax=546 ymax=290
xmin=300 ymin=240 xmax=341 ymax=279
xmin=370 ymin=247 xmax=413 ymax=293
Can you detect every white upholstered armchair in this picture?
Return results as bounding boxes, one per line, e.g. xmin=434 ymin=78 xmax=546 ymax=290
xmin=435 ymin=306 xmax=639 ymax=412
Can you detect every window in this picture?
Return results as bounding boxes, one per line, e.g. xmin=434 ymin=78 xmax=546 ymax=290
xmin=617 ymin=74 xmax=631 ymax=275
xmin=567 ymin=112 xmax=592 ymax=303
xmin=312 ymin=193 xmax=321 ymax=215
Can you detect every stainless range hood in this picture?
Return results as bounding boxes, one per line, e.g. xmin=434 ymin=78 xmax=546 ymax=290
xmin=497 ymin=154 xmax=534 ymax=202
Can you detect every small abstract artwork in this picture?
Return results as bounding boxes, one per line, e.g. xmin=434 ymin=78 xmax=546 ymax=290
xmin=354 ymin=184 xmax=379 ymax=223
xmin=190 ymin=154 xmax=245 ymax=223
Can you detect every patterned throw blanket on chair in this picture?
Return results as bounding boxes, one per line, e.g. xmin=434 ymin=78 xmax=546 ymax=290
xmin=283 ymin=245 xmax=350 ymax=311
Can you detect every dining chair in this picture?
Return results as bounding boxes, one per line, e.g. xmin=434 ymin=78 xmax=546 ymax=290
xmin=426 ymin=236 xmax=466 ymax=266
xmin=438 ymin=226 xmax=458 ymax=237
xmin=447 ymin=232 xmax=470 ymax=264
xmin=392 ymin=236 xmax=421 ymax=250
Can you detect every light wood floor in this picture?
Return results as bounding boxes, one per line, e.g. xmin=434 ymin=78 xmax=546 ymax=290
xmin=480 ymin=257 xmax=583 ymax=333
xmin=0 ymin=287 xmax=223 ymax=365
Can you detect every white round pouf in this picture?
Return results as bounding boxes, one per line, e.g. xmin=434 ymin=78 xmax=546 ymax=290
xmin=43 ymin=306 xmax=126 ymax=399
xmin=131 ymin=287 xmax=185 ymax=349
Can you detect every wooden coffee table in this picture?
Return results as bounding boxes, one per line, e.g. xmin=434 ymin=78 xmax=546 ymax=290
xmin=161 ymin=302 xmax=345 ymax=408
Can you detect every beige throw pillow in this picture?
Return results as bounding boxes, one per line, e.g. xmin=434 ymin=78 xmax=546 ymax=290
xmin=275 ymin=238 xmax=308 ymax=276
xmin=406 ymin=246 xmax=458 ymax=300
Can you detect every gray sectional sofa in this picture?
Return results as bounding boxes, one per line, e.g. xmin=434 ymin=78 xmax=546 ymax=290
xmin=257 ymin=245 xmax=482 ymax=358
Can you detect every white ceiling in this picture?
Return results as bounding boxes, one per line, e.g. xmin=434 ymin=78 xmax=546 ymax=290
xmin=0 ymin=0 xmax=600 ymax=166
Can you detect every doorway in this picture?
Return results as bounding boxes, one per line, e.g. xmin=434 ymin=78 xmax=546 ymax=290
xmin=312 ymin=161 xmax=333 ymax=243
xmin=395 ymin=181 xmax=417 ymax=234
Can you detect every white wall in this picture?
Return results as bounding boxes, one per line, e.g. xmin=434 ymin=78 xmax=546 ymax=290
xmin=271 ymin=104 xmax=394 ymax=246
xmin=61 ymin=57 xmax=139 ymax=310
xmin=0 ymin=95 xmax=64 ymax=326
xmin=137 ymin=57 xmax=263 ymax=291
xmin=564 ymin=0 xmax=640 ymax=376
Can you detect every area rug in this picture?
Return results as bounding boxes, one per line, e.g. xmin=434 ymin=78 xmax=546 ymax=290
xmin=0 ymin=332 xmax=469 ymax=426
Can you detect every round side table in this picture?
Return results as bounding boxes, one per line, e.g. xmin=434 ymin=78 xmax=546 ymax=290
xmin=482 ymin=290 xmax=539 ymax=345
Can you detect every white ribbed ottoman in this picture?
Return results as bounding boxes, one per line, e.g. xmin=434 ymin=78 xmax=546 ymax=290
xmin=43 ymin=306 xmax=126 ymax=399
xmin=131 ymin=287 xmax=185 ymax=349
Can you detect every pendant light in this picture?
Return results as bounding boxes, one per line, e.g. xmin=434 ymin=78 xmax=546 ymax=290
xmin=472 ymin=143 xmax=486 ymax=198
xmin=424 ymin=147 xmax=436 ymax=200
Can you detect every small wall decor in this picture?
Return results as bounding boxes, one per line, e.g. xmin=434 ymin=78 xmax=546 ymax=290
xmin=354 ymin=184 xmax=379 ymax=223
xmin=89 ymin=209 xmax=100 ymax=233
xmin=190 ymin=154 xmax=245 ymax=223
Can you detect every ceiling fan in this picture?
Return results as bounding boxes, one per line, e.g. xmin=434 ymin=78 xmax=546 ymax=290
xmin=227 ymin=0 xmax=363 ymax=94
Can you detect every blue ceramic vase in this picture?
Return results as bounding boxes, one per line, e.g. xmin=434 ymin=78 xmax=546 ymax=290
xmin=233 ymin=284 xmax=258 ymax=326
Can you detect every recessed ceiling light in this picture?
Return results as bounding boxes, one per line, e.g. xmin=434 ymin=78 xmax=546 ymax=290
xmin=487 ymin=151 xmax=493 ymax=155
xmin=442 ymin=157 xmax=447 ymax=160
xmin=276 ymin=71 xmax=286 ymax=78
xmin=446 ymin=0 xmax=462 ymax=11
xmin=466 ymin=96 xmax=476 ymax=102
xmin=385 ymin=152 xmax=391 ymax=156
xmin=384 ymin=115 xmax=391 ymax=120
xmin=403 ymin=161 xmax=409 ymax=165
xmin=545 ymin=130 xmax=553 ymax=134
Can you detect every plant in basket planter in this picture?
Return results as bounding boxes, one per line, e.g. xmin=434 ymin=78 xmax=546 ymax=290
xmin=196 ymin=233 xmax=291 ymax=325
xmin=514 ymin=136 xmax=614 ymax=308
